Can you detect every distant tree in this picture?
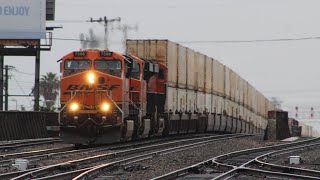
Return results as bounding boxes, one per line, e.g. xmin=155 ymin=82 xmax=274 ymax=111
xmin=39 ymin=72 xmax=60 ymax=110
xmin=39 ymin=105 xmax=57 ymax=112
xmin=20 ymin=105 xmax=26 ymax=111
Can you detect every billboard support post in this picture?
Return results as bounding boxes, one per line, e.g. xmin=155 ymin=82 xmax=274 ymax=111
xmin=34 ymin=50 xmax=41 ymax=111
xmin=0 ymin=56 xmax=3 ymax=111
xmin=4 ymin=65 xmax=8 ymax=111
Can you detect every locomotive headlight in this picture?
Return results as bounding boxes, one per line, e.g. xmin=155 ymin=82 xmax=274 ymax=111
xmin=70 ymin=103 xmax=79 ymax=111
xmin=87 ymin=73 xmax=95 ymax=84
xmin=101 ymin=103 xmax=110 ymax=112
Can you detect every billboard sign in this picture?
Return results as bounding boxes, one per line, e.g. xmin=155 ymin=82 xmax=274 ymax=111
xmin=0 ymin=39 xmax=39 ymax=46
xmin=0 ymin=0 xmax=46 ymax=39
xmin=46 ymin=0 xmax=55 ymax=21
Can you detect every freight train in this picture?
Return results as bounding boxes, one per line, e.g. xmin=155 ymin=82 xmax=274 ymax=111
xmin=59 ymin=40 xmax=275 ymax=145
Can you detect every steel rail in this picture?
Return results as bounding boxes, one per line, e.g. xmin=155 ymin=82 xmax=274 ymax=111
xmin=0 ymin=133 xmax=226 ymax=179
xmin=72 ymin=134 xmax=250 ymax=180
xmin=10 ymin=134 xmax=242 ymax=180
xmin=0 ymin=146 xmax=75 ymax=167
xmin=0 ymin=138 xmax=60 ymax=146
xmin=0 ymin=138 xmax=61 ymax=150
xmin=0 ymin=146 xmax=74 ymax=160
xmin=236 ymin=167 xmax=320 ymax=180
xmin=0 ymin=168 xmax=41 ymax=180
xmin=35 ymin=168 xmax=92 ymax=180
xmin=250 ymin=142 xmax=320 ymax=178
xmin=214 ymin=139 xmax=320 ymax=180
xmin=33 ymin=135 xmax=245 ymax=180
xmin=152 ymin=137 xmax=320 ymax=180
xmin=0 ymin=133 xmax=221 ymax=168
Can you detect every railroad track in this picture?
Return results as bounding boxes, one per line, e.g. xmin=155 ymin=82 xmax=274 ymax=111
xmin=0 ymin=138 xmax=62 ymax=151
xmin=1 ymin=134 xmax=246 ymax=180
xmin=71 ymin=134 xmax=249 ymax=180
xmin=242 ymin=142 xmax=320 ymax=179
xmin=0 ymin=133 xmax=221 ymax=168
xmin=152 ymin=137 xmax=320 ymax=180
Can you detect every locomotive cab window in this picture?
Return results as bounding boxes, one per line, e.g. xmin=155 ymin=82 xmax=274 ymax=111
xmin=94 ymin=60 xmax=122 ymax=77
xmin=131 ymin=60 xmax=140 ymax=80
xmin=64 ymin=59 xmax=91 ymax=76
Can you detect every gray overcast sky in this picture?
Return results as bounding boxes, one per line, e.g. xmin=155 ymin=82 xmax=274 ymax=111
xmin=5 ymin=0 xmax=320 ymax=112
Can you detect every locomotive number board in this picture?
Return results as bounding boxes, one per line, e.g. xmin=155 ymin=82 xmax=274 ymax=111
xmin=100 ymin=51 xmax=112 ymax=57
xmin=74 ymin=51 xmax=87 ymax=57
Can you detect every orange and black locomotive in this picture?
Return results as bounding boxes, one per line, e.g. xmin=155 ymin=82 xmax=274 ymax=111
xmin=59 ymin=49 xmax=166 ymax=144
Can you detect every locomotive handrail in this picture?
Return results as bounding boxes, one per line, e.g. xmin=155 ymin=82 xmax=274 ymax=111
xmin=59 ymin=90 xmax=124 ymax=124
xmin=58 ymin=91 xmax=78 ymax=124
xmin=129 ymin=99 xmax=142 ymax=113
xmin=104 ymin=91 xmax=123 ymax=115
xmin=129 ymin=99 xmax=142 ymax=123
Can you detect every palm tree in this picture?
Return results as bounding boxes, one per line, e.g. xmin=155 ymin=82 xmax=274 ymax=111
xmin=39 ymin=72 xmax=60 ymax=110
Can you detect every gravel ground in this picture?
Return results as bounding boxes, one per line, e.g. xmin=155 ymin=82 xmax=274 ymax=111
xmin=0 ymin=143 xmax=73 ymax=174
xmin=0 ymin=133 xmax=221 ymax=175
xmin=267 ymin=145 xmax=320 ymax=171
xmin=97 ymin=135 xmax=285 ymax=180
xmin=27 ymin=134 xmax=221 ymax=167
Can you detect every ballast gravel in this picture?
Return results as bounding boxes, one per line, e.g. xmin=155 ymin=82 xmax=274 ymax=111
xmin=268 ymin=145 xmax=320 ymax=171
xmin=99 ymin=135 xmax=284 ymax=180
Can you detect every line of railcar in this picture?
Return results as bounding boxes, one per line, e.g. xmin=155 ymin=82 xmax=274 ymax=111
xmin=59 ymin=39 xmax=275 ymax=145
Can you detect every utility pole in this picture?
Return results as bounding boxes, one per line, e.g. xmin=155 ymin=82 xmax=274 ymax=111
xmin=5 ymin=65 xmax=8 ymax=111
xmin=3 ymin=65 xmax=14 ymax=111
xmin=34 ymin=49 xmax=40 ymax=111
xmin=89 ymin=16 xmax=121 ymax=50
xmin=116 ymin=24 xmax=138 ymax=53
xmin=0 ymin=56 xmax=3 ymax=111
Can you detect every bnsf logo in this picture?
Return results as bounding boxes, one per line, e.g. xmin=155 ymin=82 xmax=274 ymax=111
xmin=64 ymin=84 xmax=120 ymax=93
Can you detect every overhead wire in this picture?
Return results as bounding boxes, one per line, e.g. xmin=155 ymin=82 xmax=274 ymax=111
xmin=263 ymin=89 xmax=320 ymax=94
xmin=13 ymin=69 xmax=35 ymax=76
xmin=10 ymin=72 xmax=27 ymax=95
xmin=52 ymin=36 xmax=320 ymax=44
xmin=178 ymin=36 xmax=320 ymax=44
xmin=49 ymin=20 xmax=88 ymax=23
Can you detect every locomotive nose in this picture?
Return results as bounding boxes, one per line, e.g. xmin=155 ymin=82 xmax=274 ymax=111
xmin=98 ymin=77 xmax=106 ymax=84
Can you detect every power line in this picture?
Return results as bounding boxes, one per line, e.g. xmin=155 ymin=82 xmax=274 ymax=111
xmin=14 ymin=69 xmax=34 ymax=76
xmin=53 ymin=37 xmax=97 ymax=42
xmin=10 ymin=81 xmax=34 ymax=85
xmin=52 ymin=36 xmax=320 ymax=44
xmin=263 ymin=89 xmax=320 ymax=94
xmin=178 ymin=36 xmax=320 ymax=44
xmin=11 ymin=74 xmax=27 ymax=95
xmin=50 ymin=20 xmax=87 ymax=23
